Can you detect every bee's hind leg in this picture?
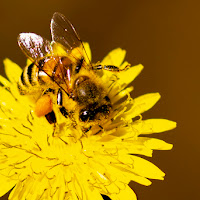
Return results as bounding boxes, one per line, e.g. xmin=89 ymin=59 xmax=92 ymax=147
xmin=45 ymin=111 xmax=57 ymax=136
xmin=57 ymin=88 xmax=69 ymax=119
xmin=93 ymin=64 xmax=130 ymax=72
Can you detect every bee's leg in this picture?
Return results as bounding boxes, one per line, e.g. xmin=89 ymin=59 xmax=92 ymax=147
xmin=92 ymin=125 xmax=104 ymax=135
xmin=45 ymin=110 xmax=56 ymax=124
xmin=37 ymin=88 xmax=57 ymax=136
xmin=93 ymin=64 xmax=130 ymax=72
xmin=57 ymin=88 xmax=69 ymax=118
xmin=98 ymin=124 xmax=104 ymax=130
xmin=45 ymin=110 xmax=57 ymax=136
xmin=82 ymin=126 xmax=92 ymax=133
xmin=35 ymin=93 xmax=53 ymax=117
xmin=44 ymin=88 xmax=55 ymax=95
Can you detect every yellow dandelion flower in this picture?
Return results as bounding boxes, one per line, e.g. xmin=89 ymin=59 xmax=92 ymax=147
xmin=0 ymin=12 xmax=176 ymax=200
xmin=0 ymin=44 xmax=176 ymax=200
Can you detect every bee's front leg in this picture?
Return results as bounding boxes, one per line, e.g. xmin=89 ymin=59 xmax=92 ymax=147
xmin=57 ymin=88 xmax=69 ymax=118
xmin=93 ymin=64 xmax=130 ymax=72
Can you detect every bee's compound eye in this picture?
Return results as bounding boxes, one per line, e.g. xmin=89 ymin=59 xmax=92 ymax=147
xmin=80 ymin=110 xmax=90 ymax=122
xmin=79 ymin=110 xmax=95 ymax=122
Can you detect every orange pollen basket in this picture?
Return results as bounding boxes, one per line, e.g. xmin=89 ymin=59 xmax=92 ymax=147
xmin=34 ymin=95 xmax=53 ymax=117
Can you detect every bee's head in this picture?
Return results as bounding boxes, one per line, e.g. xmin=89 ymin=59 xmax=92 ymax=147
xmin=79 ymin=104 xmax=111 ymax=122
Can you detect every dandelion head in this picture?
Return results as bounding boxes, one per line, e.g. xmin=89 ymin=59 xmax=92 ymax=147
xmin=0 ymin=44 xmax=176 ymax=200
xmin=0 ymin=12 xmax=176 ymax=200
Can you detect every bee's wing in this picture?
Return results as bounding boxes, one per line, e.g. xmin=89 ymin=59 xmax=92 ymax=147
xmin=18 ymin=33 xmax=53 ymax=62
xmin=51 ymin=12 xmax=82 ymax=53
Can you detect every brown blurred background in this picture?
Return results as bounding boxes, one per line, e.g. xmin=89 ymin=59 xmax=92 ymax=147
xmin=0 ymin=0 xmax=199 ymax=199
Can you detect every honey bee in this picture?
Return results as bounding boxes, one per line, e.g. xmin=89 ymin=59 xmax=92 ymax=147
xmin=18 ymin=12 xmax=128 ymax=132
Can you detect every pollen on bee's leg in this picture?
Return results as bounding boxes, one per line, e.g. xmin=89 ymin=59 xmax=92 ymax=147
xmin=34 ymin=95 xmax=53 ymax=117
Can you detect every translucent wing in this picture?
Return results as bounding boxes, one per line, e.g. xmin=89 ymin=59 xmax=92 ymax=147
xmin=51 ymin=12 xmax=92 ymax=68
xmin=18 ymin=33 xmax=52 ymax=62
xmin=51 ymin=12 xmax=82 ymax=53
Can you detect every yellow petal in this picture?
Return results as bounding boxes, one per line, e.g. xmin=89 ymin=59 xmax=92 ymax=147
xmin=82 ymin=187 xmax=106 ymax=200
xmin=49 ymin=171 xmax=66 ymax=199
xmin=8 ymin=181 xmax=22 ymax=200
xmin=130 ymin=155 xmax=165 ymax=180
xmin=0 ymin=175 xmax=16 ymax=197
xmin=10 ymin=175 xmax=49 ymax=200
xmin=124 ymin=93 xmax=161 ymax=119
xmin=144 ymin=138 xmax=173 ymax=150
xmin=0 ymin=75 xmax=10 ymax=87
xmin=117 ymin=64 xmax=143 ymax=87
xmin=69 ymin=175 xmax=104 ymax=200
xmin=101 ymin=48 xmax=126 ymax=66
xmin=144 ymin=119 xmax=177 ymax=133
xmin=133 ymin=119 xmax=177 ymax=135
xmin=109 ymin=185 xmax=137 ymax=200
xmin=112 ymin=86 xmax=134 ymax=104
xmin=103 ymin=159 xmax=152 ymax=186
xmin=3 ymin=58 xmax=22 ymax=83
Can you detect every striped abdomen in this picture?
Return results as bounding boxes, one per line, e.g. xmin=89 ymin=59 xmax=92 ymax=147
xmin=18 ymin=56 xmax=72 ymax=95
xmin=18 ymin=62 xmax=41 ymax=95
